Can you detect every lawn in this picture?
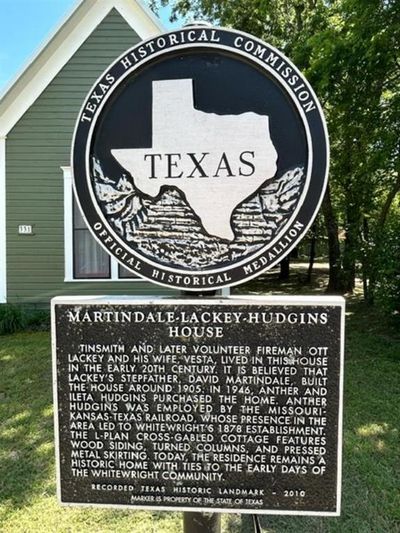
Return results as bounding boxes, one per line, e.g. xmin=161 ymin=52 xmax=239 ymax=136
xmin=0 ymin=292 xmax=399 ymax=532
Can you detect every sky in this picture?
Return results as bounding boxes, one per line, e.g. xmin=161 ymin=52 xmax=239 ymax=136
xmin=0 ymin=0 xmax=180 ymax=95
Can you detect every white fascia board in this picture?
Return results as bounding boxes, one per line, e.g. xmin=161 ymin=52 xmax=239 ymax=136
xmin=0 ymin=0 xmax=87 ymax=107
xmin=0 ymin=137 xmax=6 ymax=303
xmin=0 ymin=0 xmax=164 ymax=137
xmin=62 ymin=166 xmax=74 ymax=282
xmin=115 ymin=0 xmax=165 ymax=38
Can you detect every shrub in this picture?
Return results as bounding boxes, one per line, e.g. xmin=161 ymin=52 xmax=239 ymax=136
xmin=0 ymin=304 xmax=27 ymax=335
xmin=26 ymin=309 xmax=51 ymax=331
xmin=371 ymin=216 xmax=400 ymax=317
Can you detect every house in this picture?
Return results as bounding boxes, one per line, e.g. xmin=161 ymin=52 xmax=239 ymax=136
xmin=0 ymin=0 xmax=180 ymax=305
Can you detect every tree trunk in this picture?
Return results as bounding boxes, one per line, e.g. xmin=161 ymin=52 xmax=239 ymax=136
xmin=183 ymin=513 xmax=221 ymax=533
xmin=361 ymin=216 xmax=370 ymax=302
xmin=368 ymin=171 xmax=400 ymax=301
xmin=377 ymin=173 xmax=400 ymax=230
xmin=279 ymin=255 xmax=290 ymax=280
xmin=342 ymin=200 xmax=360 ymax=293
xmin=307 ymin=225 xmax=317 ymax=283
xmin=322 ymin=184 xmax=344 ymax=293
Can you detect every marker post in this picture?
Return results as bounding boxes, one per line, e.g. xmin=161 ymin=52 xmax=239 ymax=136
xmin=183 ymin=511 xmax=221 ymax=533
xmin=181 ymin=290 xmax=221 ymax=533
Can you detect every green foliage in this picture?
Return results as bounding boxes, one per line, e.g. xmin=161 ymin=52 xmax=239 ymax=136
xmin=371 ymin=215 xmax=400 ymax=316
xmin=1 ymin=303 xmax=399 ymax=531
xmin=25 ymin=308 xmax=51 ymax=332
xmin=0 ymin=305 xmax=27 ymax=335
xmin=151 ymin=0 xmax=400 ymax=307
xmin=0 ymin=306 xmax=50 ymax=335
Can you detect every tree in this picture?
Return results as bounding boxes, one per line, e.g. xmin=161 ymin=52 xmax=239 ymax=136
xmin=151 ymin=0 xmax=400 ymax=300
xmin=309 ymin=0 xmax=400 ymax=294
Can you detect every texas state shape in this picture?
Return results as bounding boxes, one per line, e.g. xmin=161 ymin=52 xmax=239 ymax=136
xmin=112 ymin=79 xmax=278 ymax=241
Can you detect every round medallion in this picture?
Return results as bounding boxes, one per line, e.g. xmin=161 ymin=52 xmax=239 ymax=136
xmin=72 ymin=27 xmax=329 ymax=290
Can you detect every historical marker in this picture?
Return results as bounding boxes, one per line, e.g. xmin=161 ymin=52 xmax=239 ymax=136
xmin=52 ymin=296 xmax=344 ymax=515
xmin=72 ymin=26 xmax=329 ymax=291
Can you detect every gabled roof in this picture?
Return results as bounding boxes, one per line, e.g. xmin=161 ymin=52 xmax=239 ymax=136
xmin=0 ymin=0 xmax=165 ymax=137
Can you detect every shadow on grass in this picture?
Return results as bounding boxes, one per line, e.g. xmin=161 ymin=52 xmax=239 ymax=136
xmin=223 ymin=299 xmax=400 ymax=533
xmin=233 ymin=262 xmax=331 ymax=297
xmin=1 ymin=274 xmax=399 ymax=532
xmin=0 ymin=332 xmax=54 ymax=521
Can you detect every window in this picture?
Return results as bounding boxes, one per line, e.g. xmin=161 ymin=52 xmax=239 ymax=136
xmin=62 ymin=166 xmax=230 ymax=294
xmin=118 ymin=264 xmax=137 ymax=279
xmin=63 ymin=166 xmax=139 ymax=282
xmin=73 ymin=198 xmax=111 ymax=279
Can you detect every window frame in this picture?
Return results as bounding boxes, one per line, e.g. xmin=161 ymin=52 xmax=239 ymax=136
xmin=62 ymin=166 xmax=140 ymax=282
xmin=72 ymin=198 xmax=112 ymax=280
xmin=62 ymin=166 xmax=230 ymax=295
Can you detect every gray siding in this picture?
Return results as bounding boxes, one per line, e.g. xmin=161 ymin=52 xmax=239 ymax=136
xmin=6 ymin=9 xmax=176 ymax=304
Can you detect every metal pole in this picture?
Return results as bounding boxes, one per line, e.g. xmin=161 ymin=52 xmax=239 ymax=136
xmin=183 ymin=512 xmax=221 ymax=533
xmin=179 ymin=18 xmax=227 ymax=531
xmin=181 ymin=290 xmax=222 ymax=533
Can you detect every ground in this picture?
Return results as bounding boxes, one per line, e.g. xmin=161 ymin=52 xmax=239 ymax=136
xmin=0 ymin=263 xmax=399 ymax=532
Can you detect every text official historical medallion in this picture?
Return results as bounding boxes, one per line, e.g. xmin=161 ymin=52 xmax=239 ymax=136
xmin=72 ymin=27 xmax=329 ymax=290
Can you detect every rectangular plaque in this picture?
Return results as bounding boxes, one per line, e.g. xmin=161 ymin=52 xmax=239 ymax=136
xmin=18 ymin=224 xmax=33 ymax=235
xmin=52 ymin=295 xmax=344 ymax=515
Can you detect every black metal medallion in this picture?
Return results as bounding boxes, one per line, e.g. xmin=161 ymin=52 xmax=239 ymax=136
xmin=72 ymin=27 xmax=329 ymax=290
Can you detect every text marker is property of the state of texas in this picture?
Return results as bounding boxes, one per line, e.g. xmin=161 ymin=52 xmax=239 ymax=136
xmin=72 ymin=26 xmax=329 ymax=290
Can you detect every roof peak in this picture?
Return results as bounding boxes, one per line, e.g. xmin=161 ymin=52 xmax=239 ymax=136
xmin=0 ymin=0 xmax=164 ymax=136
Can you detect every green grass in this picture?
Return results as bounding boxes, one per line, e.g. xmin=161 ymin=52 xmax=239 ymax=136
xmin=0 ymin=301 xmax=399 ymax=532
xmin=239 ymin=302 xmax=400 ymax=533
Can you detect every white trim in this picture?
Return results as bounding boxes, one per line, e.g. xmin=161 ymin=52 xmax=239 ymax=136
xmin=0 ymin=0 xmax=165 ymax=137
xmin=336 ymin=298 xmax=346 ymax=515
xmin=114 ymin=0 xmax=165 ymax=39
xmin=51 ymin=299 xmax=61 ymax=503
xmin=51 ymin=294 xmax=346 ymax=305
xmin=62 ymin=166 xmax=74 ymax=282
xmin=62 ymin=166 xmax=141 ymax=282
xmin=0 ymin=137 xmax=6 ymax=303
xmin=110 ymin=255 xmax=120 ymax=280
